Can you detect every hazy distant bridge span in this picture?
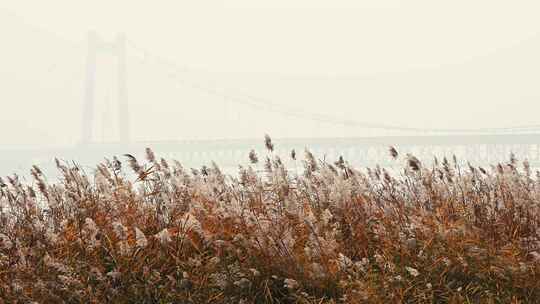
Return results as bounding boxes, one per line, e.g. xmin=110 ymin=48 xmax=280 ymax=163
xmin=2 ymin=31 xmax=540 ymax=176
xmin=138 ymin=133 xmax=540 ymax=149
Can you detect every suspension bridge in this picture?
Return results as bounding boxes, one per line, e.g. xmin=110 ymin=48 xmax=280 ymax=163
xmin=2 ymin=29 xmax=540 ymax=176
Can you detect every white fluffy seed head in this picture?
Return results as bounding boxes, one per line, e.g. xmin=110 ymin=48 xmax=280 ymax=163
xmin=135 ymin=227 xmax=148 ymax=248
xmin=156 ymin=228 xmax=171 ymax=244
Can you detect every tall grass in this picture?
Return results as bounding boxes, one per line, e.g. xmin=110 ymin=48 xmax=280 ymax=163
xmin=1 ymin=138 xmax=540 ymax=303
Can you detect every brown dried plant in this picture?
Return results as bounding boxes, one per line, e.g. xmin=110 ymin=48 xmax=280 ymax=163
xmin=1 ymin=140 xmax=540 ymax=303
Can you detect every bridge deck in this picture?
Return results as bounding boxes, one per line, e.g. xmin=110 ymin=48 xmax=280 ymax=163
xmin=2 ymin=134 xmax=540 ymax=175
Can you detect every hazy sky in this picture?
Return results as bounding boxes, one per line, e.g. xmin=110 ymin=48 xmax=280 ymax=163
xmin=1 ymin=0 xmax=540 ymax=146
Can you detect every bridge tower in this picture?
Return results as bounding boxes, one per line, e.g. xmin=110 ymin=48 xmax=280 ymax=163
xmin=81 ymin=31 xmax=130 ymax=144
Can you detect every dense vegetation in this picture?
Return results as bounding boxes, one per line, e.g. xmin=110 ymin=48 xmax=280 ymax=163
xmin=2 ymin=136 xmax=540 ymax=303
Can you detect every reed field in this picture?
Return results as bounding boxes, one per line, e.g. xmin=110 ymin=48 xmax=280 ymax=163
xmin=2 ymin=136 xmax=540 ymax=303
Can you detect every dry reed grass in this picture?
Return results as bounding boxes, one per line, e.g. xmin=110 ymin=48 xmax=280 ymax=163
xmin=1 ymin=137 xmax=540 ymax=303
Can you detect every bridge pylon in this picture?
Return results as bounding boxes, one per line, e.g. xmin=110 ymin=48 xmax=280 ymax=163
xmin=81 ymin=31 xmax=130 ymax=144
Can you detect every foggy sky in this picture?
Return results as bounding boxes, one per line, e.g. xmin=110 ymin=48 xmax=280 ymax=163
xmin=1 ymin=0 xmax=540 ymax=147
